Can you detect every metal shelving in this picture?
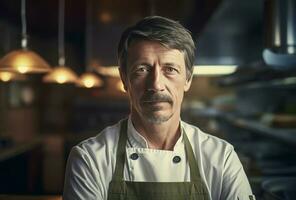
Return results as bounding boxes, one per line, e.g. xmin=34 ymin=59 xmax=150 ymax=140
xmin=222 ymin=112 xmax=296 ymax=146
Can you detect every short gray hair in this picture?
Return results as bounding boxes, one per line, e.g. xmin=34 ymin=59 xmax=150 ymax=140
xmin=118 ymin=16 xmax=195 ymax=79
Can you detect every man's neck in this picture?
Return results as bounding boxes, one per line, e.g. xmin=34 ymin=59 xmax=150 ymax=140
xmin=131 ymin=114 xmax=181 ymax=151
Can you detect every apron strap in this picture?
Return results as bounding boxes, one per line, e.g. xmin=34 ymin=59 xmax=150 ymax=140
xmin=112 ymin=119 xmax=128 ymax=181
xmin=183 ymin=130 xmax=202 ymax=182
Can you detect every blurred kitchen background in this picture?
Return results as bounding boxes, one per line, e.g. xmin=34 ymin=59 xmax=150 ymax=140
xmin=0 ymin=0 xmax=296 ymax=199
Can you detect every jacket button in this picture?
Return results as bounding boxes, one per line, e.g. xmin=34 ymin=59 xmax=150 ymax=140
xmin=173 ymin=156 xmax=181 ymax=163
xmin=130 ymin=153 xmax=139 ymax=160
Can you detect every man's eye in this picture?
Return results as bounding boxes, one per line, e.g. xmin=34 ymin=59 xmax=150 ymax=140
xmin=164 ymin=66 xmax=178 ymax=74
xmin=134 ymin=65 xmax=150 ymax=74
xmin=138 ymin=67 xmax=148 ymax=72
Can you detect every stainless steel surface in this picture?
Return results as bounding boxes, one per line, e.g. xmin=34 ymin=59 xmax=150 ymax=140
xmin=264 ymin=0 xmax=296 ymax=54
xmin=263 ymin=0 xmax=296 ymax=68
xmin=195 ymin=0 xmax=263 ymax=66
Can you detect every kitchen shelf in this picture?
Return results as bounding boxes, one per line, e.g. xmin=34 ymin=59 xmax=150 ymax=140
xmin=221 ymin=112 xmax=296 ymax=146
xmin=216 ymin=64 xmax=296 ymax=88
xmin=238 ymin=77 xmax=296 ymax=90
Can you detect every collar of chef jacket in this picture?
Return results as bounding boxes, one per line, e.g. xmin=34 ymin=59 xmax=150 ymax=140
xmin=127 ymin=117 xmax=185 ymax=150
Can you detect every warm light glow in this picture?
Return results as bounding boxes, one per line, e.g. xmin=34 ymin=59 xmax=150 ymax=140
xmin=77 ymin=73 xmax=103 ymax=88
xmin=84 ymin=79 xmax=95 ymax=88
xmin=94 ymin=65 xmax=237 ymax=77
xmin=0 ymin=72 xmax=13 ymax=82
xmin=0 ymin=71 xmax=27 ymax=82
xmin=100 ymin=11 xmax=112 ymax=23
xmin=0 ymin=49 xmax=51 ymax=74
xmin=14 ymin=54 xmax=31 ymax=73
xmin=17 ymin=65 xmax=29 ymax=74
xmin=43 ymin=66 xmax=78 ymax=84
xmin=56 ymin=74 xmax=67 ymax=84
xmin=193 ymin=65 xmax=237 ymax=76
xmin=95 ymin=66 xmax=119 ymax=77
xmin=116 ymin=80 xmax=125 ymax=93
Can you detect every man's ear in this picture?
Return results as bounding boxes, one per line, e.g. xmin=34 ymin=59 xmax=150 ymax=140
xmin=184 ymin=75 xmax=193 ymax=92
xmin=119 ymin=67 xmax=128 ymax=91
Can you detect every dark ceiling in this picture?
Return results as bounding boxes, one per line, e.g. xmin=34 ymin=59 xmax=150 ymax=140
xmin=0 ymin=0 xmax=221 ymax=37
xmin=0 ymin=0 xmax=263 ymax=72
xmin=0 ymin=0 xmax=223 ymax=69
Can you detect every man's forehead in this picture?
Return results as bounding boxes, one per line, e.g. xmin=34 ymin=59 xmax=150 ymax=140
xmin=128 ymin=39 xmax=167 ymax=49
xmin=127 ymin=40 xmax=184 ymax=58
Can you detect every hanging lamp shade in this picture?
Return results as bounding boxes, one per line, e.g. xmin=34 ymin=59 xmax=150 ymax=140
xmin=76 ymin=0 xmax=103 ymax=89
xmin=42 ymin=0 xmax=78 ymax=85
xmin=76 ymin=72 xmax=103 ymax=88
xmin=43 ymin=66 xmax=78 ymax=84
xmin=0 ymin=49 xmax=51 ymax=74
xmin=0 ymin=0 xmax=51 ymax=74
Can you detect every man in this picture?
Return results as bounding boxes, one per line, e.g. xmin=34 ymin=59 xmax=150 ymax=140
xmin=63 ymin=16 xmax=254 ymax=200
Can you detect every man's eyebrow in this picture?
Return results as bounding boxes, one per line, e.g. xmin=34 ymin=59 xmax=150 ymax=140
xmin=162 ymin=63 xmax=181 ymax=69
xmin=128 ymin=62 xmax=151 ymax=72
xmin=132 ymin=62 xmax=151 ymax=68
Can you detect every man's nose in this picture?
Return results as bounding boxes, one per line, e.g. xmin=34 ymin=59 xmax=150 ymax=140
xmin=147 ymin=66 xmax=165 ymax=92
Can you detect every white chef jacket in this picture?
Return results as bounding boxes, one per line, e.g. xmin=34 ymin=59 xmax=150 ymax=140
xmin=63 ymin=118 xmax=254 ymax=200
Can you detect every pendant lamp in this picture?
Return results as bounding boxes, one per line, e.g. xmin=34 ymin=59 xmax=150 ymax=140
xmin=76 ymin=0 xmax=103 ymax=88
xmin=43 ymin=0 xmax=78 ymax=84
xmin=0 ymin=0 xmax=51 ymax=74
xmin=76 ymin=72 xmax=103 ymax=88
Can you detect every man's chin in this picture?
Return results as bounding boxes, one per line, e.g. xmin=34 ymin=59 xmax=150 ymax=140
xmin=143 ymin=113 xmax=172 ymax=124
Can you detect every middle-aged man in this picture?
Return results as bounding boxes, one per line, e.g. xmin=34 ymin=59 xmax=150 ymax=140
xmin=63 ymin=16 xmax=255 ymax=200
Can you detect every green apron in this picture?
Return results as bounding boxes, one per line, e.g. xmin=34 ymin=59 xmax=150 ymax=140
xmin=107 ymin=119 xmax=210 ymax=200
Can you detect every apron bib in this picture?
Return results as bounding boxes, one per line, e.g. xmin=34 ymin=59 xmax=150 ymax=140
xmin=107 ymin=119 xmax=210 ymax=200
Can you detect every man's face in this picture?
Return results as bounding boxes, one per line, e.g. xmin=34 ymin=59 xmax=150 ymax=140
xmin=120 ymin=40 xmax=192 ymax=124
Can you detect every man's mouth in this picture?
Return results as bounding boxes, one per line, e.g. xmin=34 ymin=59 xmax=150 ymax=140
xmin=142 ymin=101 xmax=169 ymax=108
xmin=141 ymin=93 xmax=173 ymax=106
xmin=142 ymin=100 xmax=168 ymax=104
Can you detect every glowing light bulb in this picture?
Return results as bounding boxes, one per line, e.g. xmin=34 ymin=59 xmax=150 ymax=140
xmin=83 ymin=78 xmax=95 ymax=88
xmin=14 ymin=55 xmax=31 ymax=73
xmin=0 ymin=72 xmax=13 ymax=82
xmin=56 ymin=74 xmax=67 ymax=84
xmin=77 ymin=73 xmax=103 ymax=88
xmin=17 ymin=65 xmax=29 ymax=73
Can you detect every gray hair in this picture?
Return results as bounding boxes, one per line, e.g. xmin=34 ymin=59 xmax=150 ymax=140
xmin=117 ymin=16 xmax=195 ymax=79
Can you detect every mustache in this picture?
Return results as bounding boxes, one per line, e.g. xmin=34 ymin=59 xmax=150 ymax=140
xmin=141 ymin=93 xmax=173 ymax=104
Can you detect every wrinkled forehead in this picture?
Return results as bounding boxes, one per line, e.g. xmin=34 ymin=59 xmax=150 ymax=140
xmin=126 ymin=40 xmax=186 ymax=66
xmin=127 ymin=37 xmax=183 ymax=53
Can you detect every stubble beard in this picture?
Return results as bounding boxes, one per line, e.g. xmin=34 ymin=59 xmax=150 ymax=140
xmin=140 ymin=92 xmax=174 ymax=124
xmin=143 ymin=111 xmax=173 ymax=124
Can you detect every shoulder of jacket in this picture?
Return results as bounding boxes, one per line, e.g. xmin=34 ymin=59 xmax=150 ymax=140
xmin=181 ymin=120 xmax=233 ymax=151
xmin=74 ymin=119 xmax=123 ymax=156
